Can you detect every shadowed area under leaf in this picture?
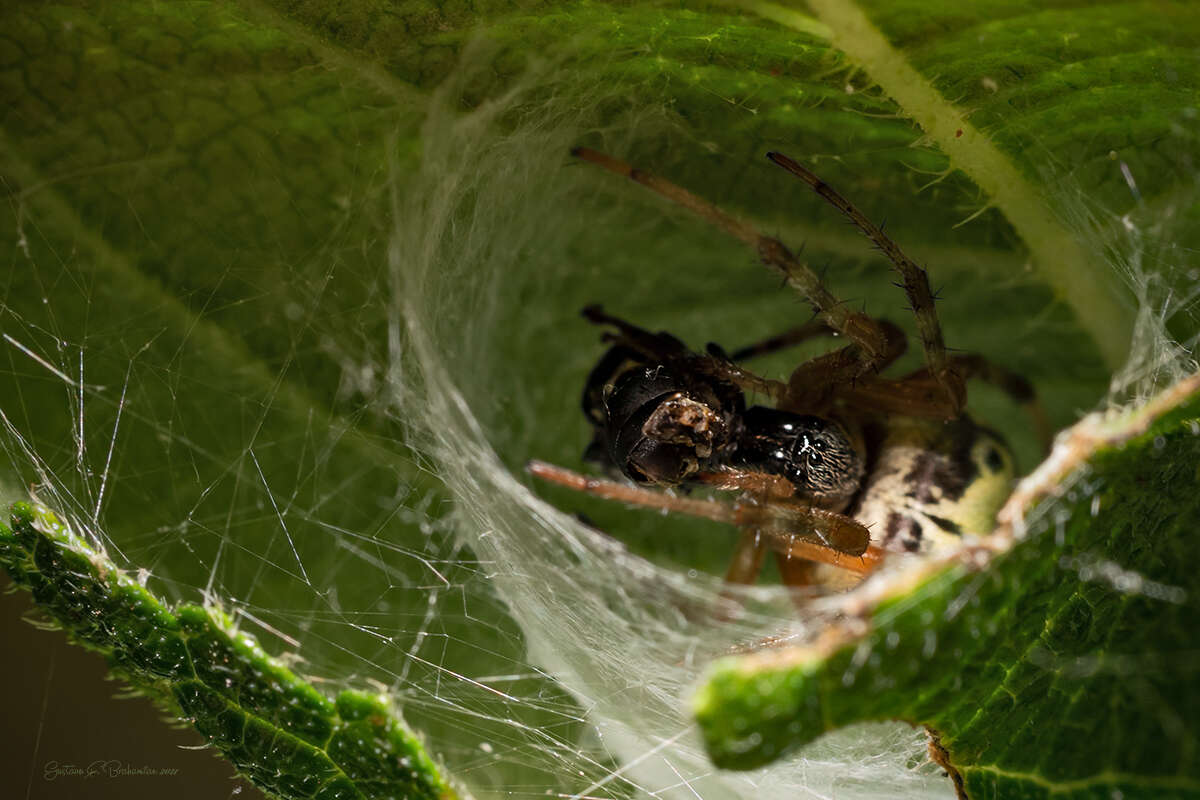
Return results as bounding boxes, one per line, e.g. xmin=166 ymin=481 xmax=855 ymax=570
xmin=0 ymin=503 xmax=459 ymax=800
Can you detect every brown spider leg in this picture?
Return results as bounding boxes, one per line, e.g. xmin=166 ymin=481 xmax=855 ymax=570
xmin=836 ymin=373 xmax=960 ymax=419
xmin=710 ymin=529 xmax=774 ymax=621
xmin=527 ymin=460 xmax=883 ymax=574
xmin=691 ymin=353 xmax=789 ymax=403
xmin=724 ymin=529 xmax=770 ymax=585
xmin=697 ymin=441 xmax=870 ymax=593
xmin=729 ymin=317 xmax=907 ymax=363
xmin=903 ymin=354 xmax=1052 ymax=453
xmin=782 ymin=320 xmax=909 ymax=414
xmin=719 ymin=534 xmax=826 ymax=616
xmin=690 ymin=467 xmax=796 ymax=499
xmin=745 ymin=507 xmax=882 ymax=573
xmin=572 ymin=147 xmax=894 ymax=372
xmin=689 ymin=468 xmax=876 ymax=562
xmin=726 ymin=537 xmax=820 ymax=605
xmin=729 ymin=319 xmax=836 ymax=362
xmin=705 ymin=472 xmax=807 ymax=591
xmin=835 ymin=355 xmax=1052 ymax=453
xmin=767 ymin=152 xmax=965 ymax=416
xmin=774 ymin=552 xmax=823 ymax=592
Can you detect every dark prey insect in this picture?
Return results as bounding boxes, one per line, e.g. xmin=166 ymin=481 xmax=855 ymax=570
xmin=528 ymin=147 xmax=1048 ymax=590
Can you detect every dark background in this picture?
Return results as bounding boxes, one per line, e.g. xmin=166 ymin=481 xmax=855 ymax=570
xmin=0 ymin=576 xmax=264 ymax=800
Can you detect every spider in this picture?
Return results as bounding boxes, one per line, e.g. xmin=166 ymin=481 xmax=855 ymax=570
xmin=528 ymin=147 xmax=1049 ymax=590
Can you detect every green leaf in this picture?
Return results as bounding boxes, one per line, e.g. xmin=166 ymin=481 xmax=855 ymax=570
xmin=2 ymin=0 xmax=1198 ymax=798
xmin=0 ymin=501 xmax=457 ymax=800
xmin=694 ymin=373 xmax=1200 ymax=797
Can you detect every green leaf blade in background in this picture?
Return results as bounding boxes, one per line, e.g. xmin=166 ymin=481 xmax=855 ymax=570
xmin=2 ymin=1 xmax=1199 ymax=798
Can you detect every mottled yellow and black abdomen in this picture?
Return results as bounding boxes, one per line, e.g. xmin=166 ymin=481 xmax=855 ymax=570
xmin=850 ymin=416 xmax=1015 ymax=555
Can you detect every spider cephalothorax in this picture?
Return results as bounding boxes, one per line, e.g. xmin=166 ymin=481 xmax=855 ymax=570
xmin=732 ymin=407 xmax=864 ymax=507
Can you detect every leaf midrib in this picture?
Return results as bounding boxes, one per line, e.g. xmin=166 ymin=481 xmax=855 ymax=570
xmin=738 ymin=0 xmax=1136 ymax=369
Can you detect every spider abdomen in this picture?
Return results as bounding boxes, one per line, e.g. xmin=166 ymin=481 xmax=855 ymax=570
xmin=851 ymin=417 xmax=1014 ymax=555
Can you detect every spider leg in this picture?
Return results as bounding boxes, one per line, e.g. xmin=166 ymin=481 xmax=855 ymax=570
xmin=724 ymin=529 xmax=769 ymax=585
xmin=729 ymin=317 xmax=909 ymax=363
xmin=693 ymin=470 xmax=840 ymax=590
xmin=903 ymin=354 xmax=1052 ymax=452
xmin=691 ymin=467 xmax=796 ymax=499
xmin=572 ymin=147 xmax=894 ymax=372
xmin=780 ymin=320 xmax=908 ymax=414
xmin=690 ymin=467 xmax=876 ymax=561
xmin=694 ymin=350 xmax=788 ymax=403
xmin=836 ymin=374 xmax=960 ymax=419
xmin=833 ymin=353 xmax=1050 ymax=449
xmin=767 ymin=152 xmax=965 ymax=416
xmin=725 ymin=535 xmax=819 ymax=607
xmin=774 ymin=552 xmax=822 ymax=591
xmin=527 ymin=460 xmax=883 ymax=574
xmin=729 ymin=318 xmax=835 ymax=362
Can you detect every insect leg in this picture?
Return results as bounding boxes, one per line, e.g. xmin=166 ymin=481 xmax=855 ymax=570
xmin=767 ymin=152 xmax=965 ymax=416
xmin=580 ymin=304 xmax=691 ymax=363
xmin=583 ymin=303 xmax=790 ymax=403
